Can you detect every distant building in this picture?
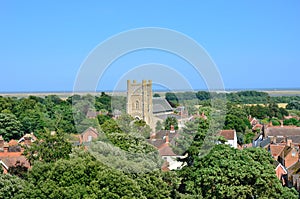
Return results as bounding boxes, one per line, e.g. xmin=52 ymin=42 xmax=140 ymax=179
xmin=81 ymin=127 xmax=99 ymax=144
xmin=18 ymin=133 xmax=37 ymax=146
xmin=71 ymin=127 xmax=99 ymax=147
xmin=147 ymin=127 xmax=185 ymax=170
xmin=219 ymin=130 xmax=238 ymax=148
xmin=0 ymin=136 xmax=30 ymax=174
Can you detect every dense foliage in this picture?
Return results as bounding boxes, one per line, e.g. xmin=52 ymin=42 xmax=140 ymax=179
xmin=23 ymin=131 xmax=72 ymax=165
xmin=177 ymin=145 xmax=298 ymax=198
xmin=1 ymin=92 xmax=299 ymax=198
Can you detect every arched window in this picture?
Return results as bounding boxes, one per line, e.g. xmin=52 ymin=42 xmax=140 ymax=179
xmin=136 ymin=100 xmax=139 ymax=110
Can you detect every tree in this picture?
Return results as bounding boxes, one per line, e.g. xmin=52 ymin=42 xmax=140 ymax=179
xmin=131 ymin=171 xmax=171 ymax=199
xmin=165 ymin=92 xmax=179 ymax=107
xmin=224 ymin=114 xmax=250 ymax=133
xmin=243 ymin=129 xmax=255 ymax=144
xmin=224 ymin=104 xmax=251 ymax=133
xmin=95 ymin=92 xmax=112 ymax=112
xmin=0 ymin=113 xmax=23 ymax=141
xmin=132 ymin=119 xmax=152 ymax=138
xmin=163 ymin=116 xmax=178 ymax=130
xmin=23 ymin=152 xmax=146 ymax=199
xmin=286 ymin=101 xmax=300 ymax=110
xmin=101 ymin=119 xmax=122 ymax=134
xmin=8 ymin=161 xmax=28 ymax=179
xmin=0 ymin=96 xmax=14 ymax=113
xmin=24 ymin=130 xmax=72 ymax=165
xmin=97 ymin=114 xmax=111 ymax=125
xmin=153 ymin=93 xmax=161 ymax=97
xmin=174 ymin=118 xmax=209 ymax=164
xmin=155 ymin=121 xmax=163 ymax=131
xmin=0 ymin=174 xmax=28 ymax=199
xmin=177 ymin=144 xmax=298 ymax=198
xmin=284 ymin=118 xmax=300 ymax=126
xmin=76 ymin=118 xmax=100 ymax=134
xmin=196 ymin=91 xmax=211 ymax=101
xmin=271 ymin=118 xmax=281 ymax=126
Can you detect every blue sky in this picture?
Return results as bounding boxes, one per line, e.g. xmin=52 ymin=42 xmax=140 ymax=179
xmin=0 ymin=1 xmax=299 ymax=92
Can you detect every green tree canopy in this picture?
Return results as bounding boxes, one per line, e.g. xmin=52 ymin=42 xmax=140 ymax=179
xmin=286 ymin=101 xmax=300 ymax=110
xmin=22 ymin=152 xmax=146 ymax=199
xmin=0 ymin=174 xmax=28 ymax=199
xmin=0 ymin=113 xmax=23 ymax=141
xmin=24 ymin=131 xmax=72 ymax=165
xmin=178 ymin=144 xmax=298 ymax=198
xmin=163 ymin=116 xmax=178 ymax=130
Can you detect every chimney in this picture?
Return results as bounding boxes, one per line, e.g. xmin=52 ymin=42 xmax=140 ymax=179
xmin=3 ymin=145 xmax=8 ymax=152
xmin=269 ymin=120 xmax=273 ymax=127
xmin=165 ymin=131 xmax=169 ymax=143
xmin=280 ymin=120 xmax=283 ymax=127
xmin=287 ymin=139 xmax=292 ymax=147
xmin=272 ymin=136 xmax=277 ymax=144
xmin=0 ymin=136 xmax=4 ymax=148
xmin=170 ymin=125 xmax=175 ymax=133
xmin=150 ymin=133 xmax=156 ymax=141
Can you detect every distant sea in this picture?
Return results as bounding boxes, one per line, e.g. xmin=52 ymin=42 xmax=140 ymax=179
xmin=1 ymin=88 xmax=300 ymax=97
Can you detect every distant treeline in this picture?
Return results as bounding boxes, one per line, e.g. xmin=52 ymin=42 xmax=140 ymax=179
xmin=165 ymin=90 xmax=300 ymax=106
xmin=0 ymin=93 xmax=126 ymax=141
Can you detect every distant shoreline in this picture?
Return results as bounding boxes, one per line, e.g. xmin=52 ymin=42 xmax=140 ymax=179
xmin=1 ymin=88 xmax=300 ymax=97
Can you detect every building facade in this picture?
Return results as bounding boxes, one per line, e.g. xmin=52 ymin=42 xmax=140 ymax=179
xmin=126 ymin=80 xmax=153 ymax=126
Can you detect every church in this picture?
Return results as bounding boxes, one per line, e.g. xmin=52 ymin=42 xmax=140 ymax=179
xmin=126 ymin=80 xmax=174 ymax=129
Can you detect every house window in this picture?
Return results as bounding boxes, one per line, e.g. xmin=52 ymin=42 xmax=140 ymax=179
xmin=292 ymin=150 xmax=296 ymax=157
xmin=87 ymin=136 xmax=92 ymax=142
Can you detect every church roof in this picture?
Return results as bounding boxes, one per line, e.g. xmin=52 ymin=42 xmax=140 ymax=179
xmin=152 ymin=97 xmax=173 ymax=114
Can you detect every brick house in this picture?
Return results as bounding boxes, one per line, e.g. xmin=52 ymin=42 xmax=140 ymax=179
xmin=147 ymin=128 xmax=185 ymax=170
xmin=80 ymin=127 xmax=99 ymax=144
xmin=270 ymin=144 xmax=285 ymax=160
xmin=278 ymin=145 xmax=299 ymax=169
xmin=0 ymin=137 xmax=30 ymax=174
xmin=0 ymin=151 xmax=30 ymax=174
xmin=274 ymin=161 xmax=288 ymax=185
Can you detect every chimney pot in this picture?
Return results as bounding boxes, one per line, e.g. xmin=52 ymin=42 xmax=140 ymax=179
xmin=170 ymin=125 xmax=175 ymax=133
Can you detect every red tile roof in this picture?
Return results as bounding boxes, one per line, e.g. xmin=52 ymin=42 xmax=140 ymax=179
xmin=220 ymin=130 xmax=235 ymax=140
xmin=8 ymin=139 xmax=18 ymax=146
xmin=0 ymin=152 xmax=30 ymax=169
xmin=158 ymin=143 xmax=177 ymax=156
xmin=270 ymin=144 xmax=285 ymax=157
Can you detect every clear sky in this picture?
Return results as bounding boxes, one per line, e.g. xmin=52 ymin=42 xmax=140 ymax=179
xmin=1 ymin=1 xmax=299 ymax=92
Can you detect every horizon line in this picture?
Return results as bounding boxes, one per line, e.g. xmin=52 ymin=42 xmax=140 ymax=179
xmin=1 ymin=87 xmax=300 ymax=94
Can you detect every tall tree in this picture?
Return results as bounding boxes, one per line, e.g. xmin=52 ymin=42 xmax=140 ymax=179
xmin=0 ymin=174 xmax=28 ymax=199
xmin=0 ymin=113 xmax=23 ymax=141
xmin=24 ymin=130 xmax=72 ymax=165
xmin=178 ymin=144 xmax=298 ymax=198
xmin=22 ymin=152 xmax=146 ymax=199
xmin=163 ymin=116 xmax=178 ymax=130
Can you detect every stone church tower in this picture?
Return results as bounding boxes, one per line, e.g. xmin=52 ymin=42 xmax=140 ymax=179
xmin=127 ymin=80 xmax=153 ymax=125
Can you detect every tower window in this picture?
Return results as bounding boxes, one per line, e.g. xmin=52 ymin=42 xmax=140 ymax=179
xmin=136 ymin=100 xmax=139 ymax=110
